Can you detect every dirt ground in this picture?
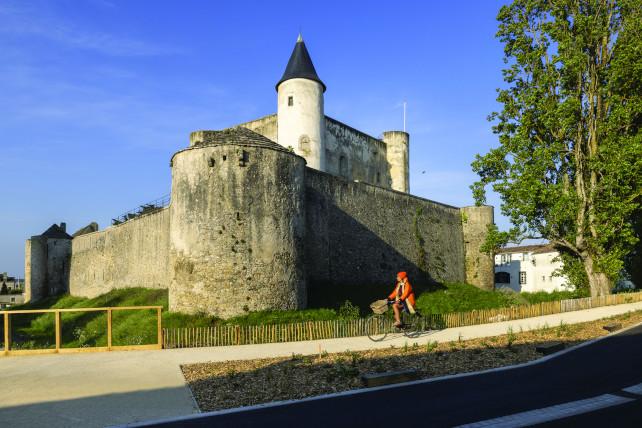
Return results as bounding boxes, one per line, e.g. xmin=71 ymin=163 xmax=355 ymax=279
xmin=182 ymin=311 xmax=642 ymax=412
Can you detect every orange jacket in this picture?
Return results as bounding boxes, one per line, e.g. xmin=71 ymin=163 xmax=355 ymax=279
xmin=388 ymin=278 xmax=416 ymax=307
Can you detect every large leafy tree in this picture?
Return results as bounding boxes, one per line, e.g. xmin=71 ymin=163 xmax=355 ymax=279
xmin=472 ymin=0 xmax=642 ymax=297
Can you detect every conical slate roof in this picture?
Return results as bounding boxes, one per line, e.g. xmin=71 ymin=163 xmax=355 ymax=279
xmin=276 ymin=35 xmax=326 ymax=92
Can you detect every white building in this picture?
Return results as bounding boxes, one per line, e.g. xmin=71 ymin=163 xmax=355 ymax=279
xmin=494 ymin=245 xmax=573 ymax=293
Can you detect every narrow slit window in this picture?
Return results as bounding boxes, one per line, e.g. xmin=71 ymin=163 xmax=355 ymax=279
xmin=288 ymin=96 xmax=294 ymax=106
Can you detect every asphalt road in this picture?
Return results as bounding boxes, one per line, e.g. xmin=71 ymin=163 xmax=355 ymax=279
xmin=131 ymin=323 xmax=642 ymax=427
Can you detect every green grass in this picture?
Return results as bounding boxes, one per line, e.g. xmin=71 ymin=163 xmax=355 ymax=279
xmin=520 ymin=289 xmax=588 ymax=304
xmin=4 ymin=284 xmax=588 ymax=349
xmin=414 ymin=283 xmax=529 ymax=315
xmin=7 ymin=288 xmax=216 ymax=349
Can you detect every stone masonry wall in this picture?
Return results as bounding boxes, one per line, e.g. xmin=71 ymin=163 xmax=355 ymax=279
xmin=324 ymin=117 xmax=391 ymax=188
xmin=237 ymin=114 xmax=278 ymax=143
xmin=69 ymin=208 xmax=170 ymax=298
xmin=24 ymin=237 xmax=46 ymax=303
xmin=305 ymin=168 xmax=466 ymax=292
xmin=461 ymin=205 xmax=495 ymax=290
xmin=237 ymin=115 xmax=393 ymax=190
xmin=169 ymin=142 xmax=306 ymax=318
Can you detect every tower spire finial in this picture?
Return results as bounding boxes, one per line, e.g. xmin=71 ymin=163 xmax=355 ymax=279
xmin=297 ymin=33 xmax=303 ymax=43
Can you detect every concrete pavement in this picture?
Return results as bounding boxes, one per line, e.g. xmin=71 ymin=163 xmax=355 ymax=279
xmin=2 ymin=301 xmax=642 ymax=427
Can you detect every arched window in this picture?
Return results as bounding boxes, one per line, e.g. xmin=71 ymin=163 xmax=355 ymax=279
xmin=495 ymin=271 xmax=510 ymax=284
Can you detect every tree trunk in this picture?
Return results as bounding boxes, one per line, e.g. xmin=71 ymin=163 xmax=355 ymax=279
xmin=583 ymin=255 xmax=611 ymax=297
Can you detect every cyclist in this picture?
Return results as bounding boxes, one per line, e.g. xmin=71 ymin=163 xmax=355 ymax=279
xmin=387 ymin=271 xmax=416 ymax=327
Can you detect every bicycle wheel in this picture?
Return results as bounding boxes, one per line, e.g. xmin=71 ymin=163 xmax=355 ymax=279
xmin=365 ymin=315 xmax=388 ymax=341
xmin=403 ymin=315 xmax=424 ymax=339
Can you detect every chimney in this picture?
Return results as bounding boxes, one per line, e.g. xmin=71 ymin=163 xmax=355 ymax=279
xmin=60 ymin=222 xmax=66 ymax=233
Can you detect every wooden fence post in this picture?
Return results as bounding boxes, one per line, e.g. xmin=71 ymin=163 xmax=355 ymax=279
xmin=107 ymin=308 xmax=112 ymax=350
xmin=157 ymin=307 xmax=162 ymax=348
xmin=3 ymin=312 xmax=9 ymax=355
xmin=55 ymin=310 xmax=61 ymax=352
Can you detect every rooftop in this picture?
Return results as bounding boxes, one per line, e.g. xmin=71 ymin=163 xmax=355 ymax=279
xmin=40 ymin=224 xmax=72 ymax=240
xmin=496 ymin=244 xmax=556 ymax=255
xmin=276 ymin=35 xmax=325 ymax=92
xmin=191 ymin=127 xmax=290 ymax=152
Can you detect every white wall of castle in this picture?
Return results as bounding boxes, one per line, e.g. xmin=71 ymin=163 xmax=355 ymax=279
xmin=277 ymin=78 xmax=325 ymax=170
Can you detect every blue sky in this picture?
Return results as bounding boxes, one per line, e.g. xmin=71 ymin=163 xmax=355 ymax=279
xmin=0 ymin=0 xmax=510 ymax=277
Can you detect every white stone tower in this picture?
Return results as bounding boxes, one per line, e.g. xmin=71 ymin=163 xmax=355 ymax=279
xmin=276 ymin=35 xmax=326 ymax=171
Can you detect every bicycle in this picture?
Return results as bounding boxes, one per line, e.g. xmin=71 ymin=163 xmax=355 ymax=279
xmin=365 ymin=300 xmax=426 ymax=342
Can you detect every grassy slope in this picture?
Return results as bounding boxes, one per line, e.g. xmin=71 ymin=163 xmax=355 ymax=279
xmin=5 ymin=284 xmax=583 ymax=349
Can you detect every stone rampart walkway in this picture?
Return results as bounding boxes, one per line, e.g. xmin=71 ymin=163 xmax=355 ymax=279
xmin=2 ymin=301 xmax=641 ymax=427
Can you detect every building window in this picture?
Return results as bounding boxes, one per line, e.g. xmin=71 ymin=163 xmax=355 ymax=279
xmin=376 ymin=172 xmax=381 ymax=184
xmin=495 ymin=272 xmax=510 ymax=284
xmin=542 ymin=276 xmax=546 ymax=282
xmin=288 ymin=96 xmax=293 ymax=106
xmin=519 ymin=271 xmax=527 ymax=285
xmin=500 ymin=254 xmax=512 ymax=265
xmin=523 ymin=253 xmax=529 ymax=261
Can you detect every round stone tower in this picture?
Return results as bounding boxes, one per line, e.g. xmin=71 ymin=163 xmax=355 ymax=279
xmin=382 ymin=131 xmax=410 ymax=193
xmin=169 ymin=127 xmax=307 ymax=318
xmin=276 ymin=35 xmax=326 ymax=171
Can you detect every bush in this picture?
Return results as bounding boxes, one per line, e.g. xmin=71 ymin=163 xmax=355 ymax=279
xmin=338 ymin=300 xmax=360 ymax=319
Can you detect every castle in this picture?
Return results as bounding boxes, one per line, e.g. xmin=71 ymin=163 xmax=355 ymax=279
xmin=25 ymin=36 xmax=494 ymax=318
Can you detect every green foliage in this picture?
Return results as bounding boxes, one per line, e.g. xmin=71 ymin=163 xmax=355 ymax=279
xmin=0 ymin=282 xmax=7 ymax=295
xmin=625 ymin=210 xmax=642 ymax=287
xmin=8 ymin=288 xmax=215 ymax=348
xmin=520 ymin=289 xmax=587 ymax=304
xmin=415 ymin=282 xmax=524 ymax=314
xmin=223 ymin=308 xmax=340 ymax=326
xmin=506 ymin=326 xmax=517 ymax=348
xmin=472 ymin=0 xmax=642 ymax=296
xmin=413 ymin=207 xmax=427 ymax=272
xmin=425 ymin=341 xmax=438 ymax=353
xmin=337 ymin=300 xmax=360 ymax=320
xmin=479 ymin=223 xmax=511 ymax=254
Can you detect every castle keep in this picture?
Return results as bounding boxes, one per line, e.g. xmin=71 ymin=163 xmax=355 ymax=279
xmin=25 ymin=36 xmax=494 ymax=318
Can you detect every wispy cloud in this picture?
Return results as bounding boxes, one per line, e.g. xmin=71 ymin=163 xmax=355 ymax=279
xmin=0 ymin=2 xmax=181 ymax=57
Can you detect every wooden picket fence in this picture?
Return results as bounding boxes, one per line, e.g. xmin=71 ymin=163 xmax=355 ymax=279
xmin=162 ymin=291 xmax=642 ymax=349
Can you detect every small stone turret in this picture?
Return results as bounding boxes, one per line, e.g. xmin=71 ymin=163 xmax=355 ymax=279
xmin=382 ymin=131 xmax=409 ymax=193
xmin=276 ymin=35 xmax=326 ymax=171
xmin=25 ymin=223 xmax=72 ymax=302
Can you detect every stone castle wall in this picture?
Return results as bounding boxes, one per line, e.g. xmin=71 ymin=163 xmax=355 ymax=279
xmin=25 ymin=236 xmax=71 ymax=302
xmin=305 ymin=168 xmax=466 ymax=292
xmin=69 ymin=208 xmax=170 ymax=298
xmin=324 ymin=117 xmax=390 ymax=188
xmin=30 ymin=130 xmax=493 ymax=317
xmin=461 ymin=205 xmax=495 ymax=290
xmin=168 ymin=141 xmax=307 ymax=318
xmin=239 ymin=115 xmax=394 ymax=190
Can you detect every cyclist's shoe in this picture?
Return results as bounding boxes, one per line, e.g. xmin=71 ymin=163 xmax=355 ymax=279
xmin=394 ymin=322 xmax=404 ymax=329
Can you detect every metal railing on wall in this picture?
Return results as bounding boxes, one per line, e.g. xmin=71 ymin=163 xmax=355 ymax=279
xmin=111 ymin=194 xmax=170 ymax=226
xmin=1 ymin=306 xmax=163 ymax=356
